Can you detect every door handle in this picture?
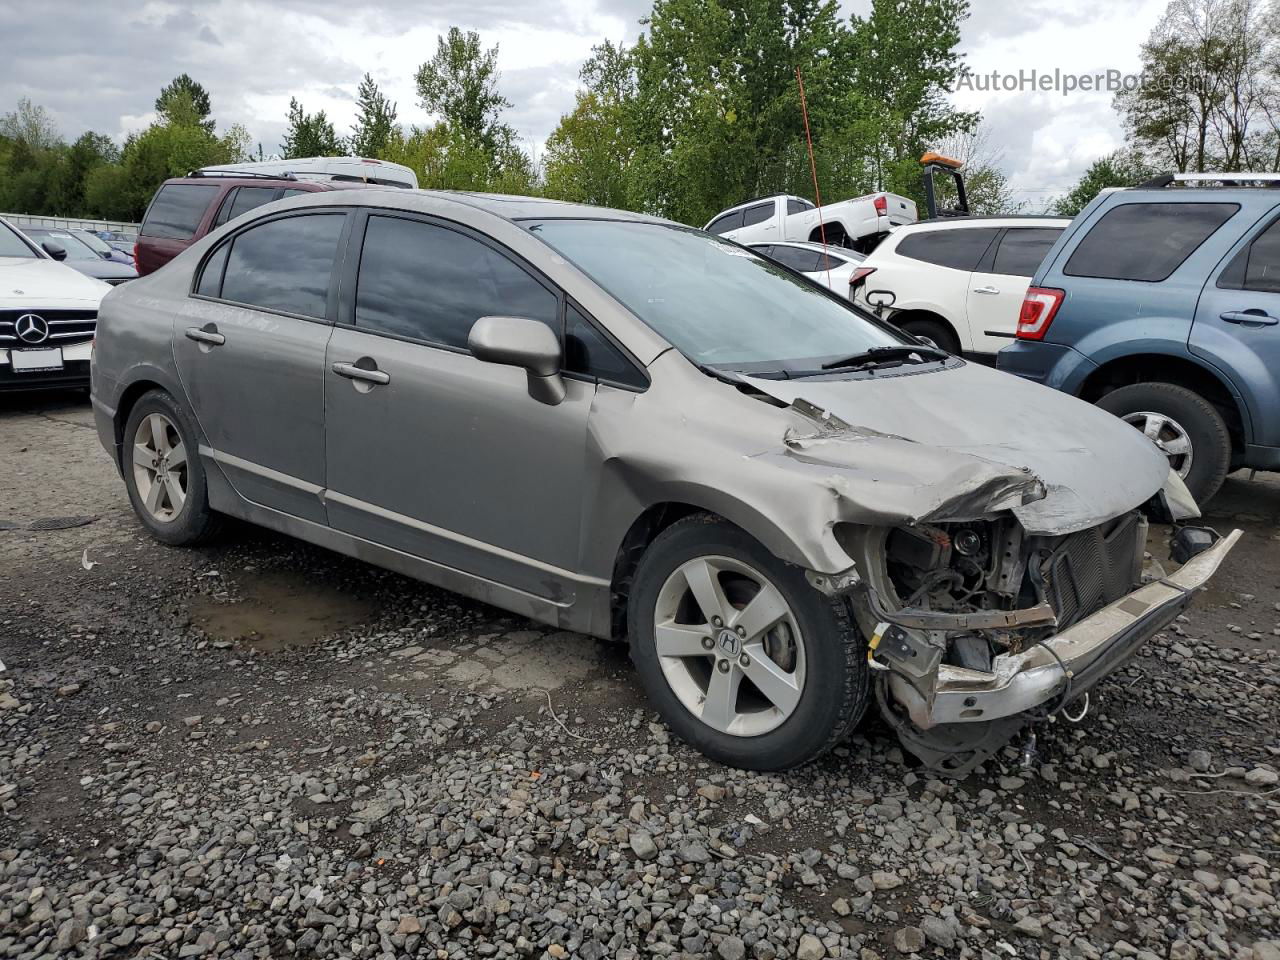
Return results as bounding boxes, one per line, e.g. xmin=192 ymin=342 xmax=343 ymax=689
xmin=972 ymin=285 xmax=1000 ymax=295
xmin=1220 ymin=309 xmax=1279 ymax=326
xmin=185 ymin=326 xmax=225 ymax=346
xmin=332 ymin=361 xmax=390 ymax=385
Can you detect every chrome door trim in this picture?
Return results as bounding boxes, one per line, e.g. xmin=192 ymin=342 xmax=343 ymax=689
xmin=323 ymin=489 xmax=610 ymax=588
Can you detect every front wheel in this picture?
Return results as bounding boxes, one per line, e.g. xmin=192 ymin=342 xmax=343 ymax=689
xmin=895 ymin=316 xmax=960 ymax=355
xmin=627 ymin=515 xmax=868 ymax=771
xmin=1095 ymin=381 xmax=1231 ymax=504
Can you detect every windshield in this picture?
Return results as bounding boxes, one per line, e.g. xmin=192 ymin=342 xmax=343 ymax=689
xmin=0 ymin=222 xmax=38 ymax=259
xmin=27 ymin=229 xmax=99 ymax=261
xmin=524 ymin=219 xmax=905 ymax=375
xmin=75 ymin=230 xmax=112 ymax=255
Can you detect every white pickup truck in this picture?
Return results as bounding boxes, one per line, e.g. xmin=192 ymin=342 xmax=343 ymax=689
xmin=704 ymin=192 xmax=917 ymax=253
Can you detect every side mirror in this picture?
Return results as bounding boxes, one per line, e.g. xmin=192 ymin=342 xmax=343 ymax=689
xmin=42 ymin=241 xmax=67 ymax=261
xmin=866 ymin=289 xmax=896 ymax=309
xmin=468 ymin=315 xmax=565 ymax=405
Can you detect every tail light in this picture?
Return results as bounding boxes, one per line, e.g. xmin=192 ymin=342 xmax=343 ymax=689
xmin=873 ymin=195 xmax=887 ymax=215
xmin=848 ymin=266 xmax=877 ymax=290
xmin=133 ymin=243 xmax=140 ymax=267
xmin=1016 ymin=287 xmax=1065 ymax=340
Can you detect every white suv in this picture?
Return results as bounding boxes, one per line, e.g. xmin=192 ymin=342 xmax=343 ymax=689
xmin=855 ymin=217 xmax=1070 ymax=356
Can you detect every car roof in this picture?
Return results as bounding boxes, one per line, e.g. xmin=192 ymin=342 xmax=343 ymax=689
xmin=265 ymin=187 xmax=675 ymax=227
xmin=160 ymin=175 xmax=341 ymax=191
xmin=893 ymin=215 xmax=1072 ymax=233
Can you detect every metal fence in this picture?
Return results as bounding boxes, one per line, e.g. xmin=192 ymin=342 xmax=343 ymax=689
xmin=1 ymin=212 xmax=141 ymax=238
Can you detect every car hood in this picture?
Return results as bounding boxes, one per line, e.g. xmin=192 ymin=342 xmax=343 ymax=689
xmin=0 ymin=256 xmax=111 ymax=305
xmin=744 ymin=360 xmax=1172 ymax=536
xmin=65 ymin=258 xmax=138 ymax=281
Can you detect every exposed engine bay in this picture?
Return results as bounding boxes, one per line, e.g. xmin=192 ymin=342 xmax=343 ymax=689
xmin=835 ymin=510 xmax=1234 ymax=777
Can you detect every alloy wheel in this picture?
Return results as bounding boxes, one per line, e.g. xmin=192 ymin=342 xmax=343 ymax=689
xmin=652 ymin=555 xmax=806 ymax=737
xmin=1122 ymin=410 xmax=1194 ymax=479
xmin=131 ymin=412 xmax=188 ymax=522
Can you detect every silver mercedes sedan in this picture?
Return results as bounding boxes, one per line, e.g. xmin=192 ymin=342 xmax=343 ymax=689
xmin=90 ymin=189 xmax=1238 ymax=775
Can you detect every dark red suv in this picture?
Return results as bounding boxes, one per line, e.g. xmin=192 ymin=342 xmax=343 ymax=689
xmin=134 ymin=175 xmax=341 ymax=276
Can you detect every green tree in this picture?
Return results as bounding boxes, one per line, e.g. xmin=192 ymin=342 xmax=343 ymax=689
xmin=46 ymin=131 xmax=119 ymax=214
xmin=1053 ymin=149 xmax=1154 ymax=216
xmin=0 ymin=98 xmax=61 ymax=151
xmin=281 ymin=97 xmax=346 ymax=158
xmin=155 ymin=74 xmax=215 ymax=133
xmin=543 ymin=42 xmax=638 ymax=207
xmin=350 ymin=73 xmax=398 ymax=158
xmin=414 ymin=28 xmax=513 ymax=153
xmin=1117 ymin=0 xmax=1279 ymax=172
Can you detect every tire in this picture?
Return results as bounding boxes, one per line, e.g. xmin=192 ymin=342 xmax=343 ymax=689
xmin=895 ymin=316 xmax=960 ymax=354
xmin=1095 ymin=382 xmax=1231 ymax=504
xmin=121 ymin=389 xmax=222 ymax=545
xmin=627 ymin=514 xmax=869 ymax=771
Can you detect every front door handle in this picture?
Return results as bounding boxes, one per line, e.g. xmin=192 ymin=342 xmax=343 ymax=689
xmin=332 ymin=360 xmax=391 ymax=386
xmin=1220 ymin=309 xmax=1279 ymax=326
xmin=185 ymin=325 xmax=225 ymax=346
xmin=973 ymin=285 xmax=1000 ymax=295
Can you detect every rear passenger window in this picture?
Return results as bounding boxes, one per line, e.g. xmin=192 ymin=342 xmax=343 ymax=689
xmin=787 ymin=198 xmax=813 ymax=216
xmin=992 ymin=228 xmax=1062 ymax=276
xmin=1218 ymin=217 xmax=1280 ymax=294
xmin=195 ymin=243 xmax=229 ymax=297
xmin=217 ymin=187 xmax=278 ymax=226
xmin=220 ymin=213 xmax=345 ymax=318
xmin=742 ymin=203 xmax=773 ymax=227
xmin=707 ymin=210 xmax=744 ymax=235
xmin=1065 ymin=203 xmax=1238 ymax=282
xmin=355 ymin=215 xmax=558 ymax=348
xmin=141 ymin=184 xmax=219 ymax=240
xmin=565 ymin=305 xmax=647 ymax=389
xmin=896 ymin=228 xmax=1000 ymax=271
xmin=770 ymin=246 xmax=822 ymax=272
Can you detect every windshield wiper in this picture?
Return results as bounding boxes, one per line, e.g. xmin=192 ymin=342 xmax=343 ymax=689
xmin=819 ymin=344 xmax=948 ymax=371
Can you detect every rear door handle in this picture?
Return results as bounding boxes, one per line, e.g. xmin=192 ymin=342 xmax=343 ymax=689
xmin=332 ymin=361 xmax=391 ymax=385
xmin=1220 ymin=310 xmax=1279 ymax=326
xmin=185 ymin=326 xmax=225 ymax=346
xmin=973 ymin=285 xmax=1000 ymax=295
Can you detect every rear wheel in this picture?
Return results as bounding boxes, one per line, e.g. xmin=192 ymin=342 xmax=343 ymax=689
xmin=628 ymin=515 xmax=868 ymax=771
xmin=895 ymin=316 xmax=960 ymax=355
xmin=1095 ymin=381 xmax=1231 ymax=504
xmin=122 ymin=390 xmax=222 ymax=545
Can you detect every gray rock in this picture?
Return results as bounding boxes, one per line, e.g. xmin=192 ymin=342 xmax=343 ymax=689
xmin=893 ymin=926 xmax=925 ymax=953
xmin=630 ymin=832 xmax=658 ymax=860
xmin=796 ymin=934 xmax=826 ymax=960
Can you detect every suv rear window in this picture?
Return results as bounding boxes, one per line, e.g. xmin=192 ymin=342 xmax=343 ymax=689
xmin=896 ymin=228 xmax=1000 ymax=271
xmin=1218 ymin=216 xmax=1280 ymax=294
xmin=1064 ymin=202 xmax=1238 ymax=282
xmin=992 ymin=227 xmax=1063 ymax=276
xmin=142 ymin=184 xmax=219 ymax=240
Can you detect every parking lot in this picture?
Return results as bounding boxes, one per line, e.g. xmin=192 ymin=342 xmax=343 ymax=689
xmin=1 ymin=390 xmax=1278 ymax=960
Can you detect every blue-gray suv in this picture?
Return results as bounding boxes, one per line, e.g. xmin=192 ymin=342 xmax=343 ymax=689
xmin=998 ymin=173 xmax=1280 ymax=503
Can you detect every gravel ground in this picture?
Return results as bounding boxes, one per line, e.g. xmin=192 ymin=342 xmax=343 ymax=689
xmin=2 ymin=391 xmax=1279 ymax=960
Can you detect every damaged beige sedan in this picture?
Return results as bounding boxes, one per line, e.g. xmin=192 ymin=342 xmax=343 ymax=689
xmin=91 ymin=191 xmax=1238 ymax=776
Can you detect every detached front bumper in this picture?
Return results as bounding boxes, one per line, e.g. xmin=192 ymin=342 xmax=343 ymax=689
xmin=889 ymin=528 xmax=1241 ymax=729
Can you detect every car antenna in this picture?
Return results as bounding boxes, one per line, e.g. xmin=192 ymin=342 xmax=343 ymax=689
xmin=795 ymin=67 xmax=834 ymax=288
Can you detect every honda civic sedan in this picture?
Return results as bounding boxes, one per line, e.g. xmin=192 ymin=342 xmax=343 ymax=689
xmin=90 ymin=190 xmax=1238 ymax=775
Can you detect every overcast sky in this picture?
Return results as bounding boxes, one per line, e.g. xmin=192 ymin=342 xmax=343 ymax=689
xmin=1 ymin=0 xmax=1169 ymax=212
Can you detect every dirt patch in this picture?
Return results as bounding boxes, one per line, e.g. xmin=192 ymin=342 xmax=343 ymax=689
xmin=189 ymin=569 xmax=378 ymax=651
